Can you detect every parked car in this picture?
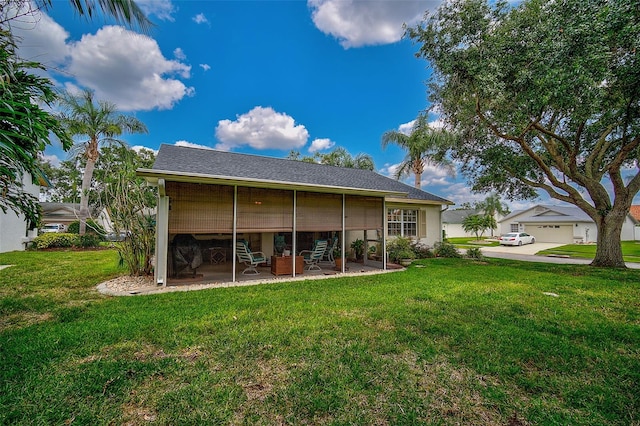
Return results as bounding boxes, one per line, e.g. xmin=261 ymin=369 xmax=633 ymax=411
xmin=499 ymin=232 xmax=535 ymax=246
xmin=40 ymin=223 xmax=66 ymax=233
xmin=105 ymin=231 xmax=131 ymax=242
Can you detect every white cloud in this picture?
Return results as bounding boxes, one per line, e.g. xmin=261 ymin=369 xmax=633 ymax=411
xmin=137 ymin=0 xmax=176 ymax=21
xmin=173 ymin=47 xmax=186 ymax=60
xmin=9 ymin=3 xmax=70 ymax=68
xmin=308 ymin=0 xmax=436 ymax=48
xmin=309 ymin=138 xmax=335 ymax=153
xmin=193 ymin=13 xmax=209 ymax=25
xmin=199 ymin=63 xmax=211 ymax=72
xmin=398 ymin=120 xmax=415 ymax=135
xmin=67 ymin=26 xmax=194 ymax=111
xmin=174 ymin=141 xmax=213 ymax=150
xmin=40 ymin=153 xmax=62 ymax=167
xmin=215 ymin=106 xmax=309 ymax=151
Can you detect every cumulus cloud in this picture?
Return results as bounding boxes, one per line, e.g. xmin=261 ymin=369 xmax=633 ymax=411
xmin=309 ymin=138 xmax=335 ymax=153
xmin=40 ymin=153 xmax=62 ymax=167
xmin=137 ymin=0 xmax=176 ymax=21
xmin=67 ymin=26 xmax=194 ymax=111
xmin=308 ymin=0 xmax=437 ymax=48
xmin=193 ymin=13 xmax=209 ymax=25
xmin=215 ymin=106 xmax=309 ymax=151
xmin=9 ymin=3 xmax=70 ymax=67
xmin=173 ymin=47 xmax=186 ymax=60
xmin=398 ymin=119 xmax=415 ymax=135
xmin=174 ymin=141 xmax=213 ymax=150
xmin=199 ymin=63 xmax=211 ymax=72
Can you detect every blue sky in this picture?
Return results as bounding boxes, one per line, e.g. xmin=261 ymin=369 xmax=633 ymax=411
xmin=9 ymin=0 xmax=635 ymax=210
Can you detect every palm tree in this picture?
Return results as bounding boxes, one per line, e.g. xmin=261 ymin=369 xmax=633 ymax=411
xmin=477 ymin=193 xmax=510 ymax=236
xmin=381 ymin=113 xmax=456 ymax=189
xmin=58 ymin=89 xmax=147 ymax=234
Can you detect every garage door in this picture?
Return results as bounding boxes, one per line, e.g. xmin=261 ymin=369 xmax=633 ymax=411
xmin=527 ymin=225 xmax=573 ymax=244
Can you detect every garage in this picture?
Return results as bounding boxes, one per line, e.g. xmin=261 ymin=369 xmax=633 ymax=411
xmin=526 ymin=224 xmax=573 ymax=244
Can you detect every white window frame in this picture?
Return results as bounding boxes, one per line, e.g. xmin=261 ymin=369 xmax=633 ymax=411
xmin=387 ymin=208 xmax=418 ymax=237
xmin=510 ymin=223 xmax=519 ymax=232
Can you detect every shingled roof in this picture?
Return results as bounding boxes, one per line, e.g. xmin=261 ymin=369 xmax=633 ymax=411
xmin=143 ymin=144 xmax=452 ymax=204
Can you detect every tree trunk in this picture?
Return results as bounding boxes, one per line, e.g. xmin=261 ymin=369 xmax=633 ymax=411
xmin=78 ymin=157 xmax=96 ymax=235
xmin=591 ymin=208 xmax=627 ymax=268
xmin=414 ymin=171 xmax=421 ymax=189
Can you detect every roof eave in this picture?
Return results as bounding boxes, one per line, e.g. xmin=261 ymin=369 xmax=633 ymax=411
xmin=137 ymin=168 xmax=407 ymax=198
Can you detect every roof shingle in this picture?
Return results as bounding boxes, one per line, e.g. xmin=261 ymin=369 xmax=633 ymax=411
xmin=151 ymin=144 xmax=452 ymax=204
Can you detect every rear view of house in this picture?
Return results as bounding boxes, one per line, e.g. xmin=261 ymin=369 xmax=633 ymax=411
xmin=138 ymin=145 xmax=452 ymax=285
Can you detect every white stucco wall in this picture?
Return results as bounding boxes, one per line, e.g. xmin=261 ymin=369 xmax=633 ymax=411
xmin=0 ymin=175 xmax=39 ymax=253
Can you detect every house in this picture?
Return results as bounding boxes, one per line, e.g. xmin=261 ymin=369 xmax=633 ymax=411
xmin=499 ymin=204 xmax=639 ymax=244
xmin=137 ymin=144 xmax=453 ymax=285
xmin=0 ymin=175 xmax=41 ymax=253
xmin=40 ymin=202 xmax=115 ymax=234
xmin=442 ymin=209 xmax=481 ymax=238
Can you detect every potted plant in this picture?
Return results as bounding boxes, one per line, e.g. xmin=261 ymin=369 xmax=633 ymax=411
xmin=350 ymin=238 xmax=365 ymax=262
xmin=397 ymin=249 xmax=416 ymax=267
xmin=333 ymin=248 xmax=342 ymax=271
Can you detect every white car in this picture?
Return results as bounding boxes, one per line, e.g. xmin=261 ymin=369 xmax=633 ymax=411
xmin=499 ymin=232 xmax=535 ymax=246
xmin=40 ymin=223 xmax=66 ymax=233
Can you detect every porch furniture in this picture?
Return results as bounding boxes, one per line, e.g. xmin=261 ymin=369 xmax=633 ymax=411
xmin=208 ymin=247 xmax=227 ymax=264
xmin=322 ymin=237 xmax=338 ymax=266
xmin=236 ymin=241 xmax=266 ymax=275
xmin=300 ymin=239 xmax=328 ymax=271
xmin=271 ymin=255 xmax=304 ymax=276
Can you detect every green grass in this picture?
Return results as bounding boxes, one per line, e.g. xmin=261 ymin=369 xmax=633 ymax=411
xmin=538 ymin=241 xmax=640 ymax=263
xmin=446 ymin=236 xmax=501 ymax=249
xmin=1 ymin=250 xmax=639 ymax=425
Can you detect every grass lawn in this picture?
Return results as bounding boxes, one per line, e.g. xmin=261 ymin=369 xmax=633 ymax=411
xmin=1 ymin=249 xmax=639 ymax=425
xmin=537 ymin=241 xmax=640 ymax=263
xmin=447 ymin=236 xmax=501 ymax=250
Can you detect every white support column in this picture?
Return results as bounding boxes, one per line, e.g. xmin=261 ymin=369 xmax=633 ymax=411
xmin=383 ymin=199 xmax=387 ymax=270
xmin=232 ymin=185 xmax=238 ymax=282
xmin=341 ymin=194 xmax=345 ymax=273
xmin=292 ymin=190 xmax=297 ymax=277
xmin=155 ymin=189 xmax=169 ymax=286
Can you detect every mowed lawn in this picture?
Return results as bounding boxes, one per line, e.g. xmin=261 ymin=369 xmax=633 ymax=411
xmin=537 ymin=241 xmax=640 ymax=263
xmin=1 ymin=250 xmax=638 ymax=425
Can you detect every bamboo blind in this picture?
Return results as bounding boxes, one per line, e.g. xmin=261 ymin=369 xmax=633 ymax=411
xmin=296 ymin=191 xmax=343 ymax=231
xmin=236 ymin=187 xmax=294 ymax=232
xmin=345 ymin=195 xmax=383 ymax=230
xmin=166 ymin=182 xmax=234 ymax=233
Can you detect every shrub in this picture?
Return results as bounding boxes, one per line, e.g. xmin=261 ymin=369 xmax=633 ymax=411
xmin=67 ymin=220 xmax=105 ymax=236
xmin=434 ymin=241 xmax=461 ymax=258
xmin=33 ymin=233 xmax=78 ymax=249
xmin=411 ymin=241 xmax=435 ymax=259
xmin=466 ymin=247 xmax=484 ymax=260
xmin=387 ymin=236 xmax=414 ymax=263
xmin=77 ymin=234 xmax=102 ymax=248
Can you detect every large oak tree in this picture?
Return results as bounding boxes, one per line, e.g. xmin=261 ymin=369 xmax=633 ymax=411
xmin=408 ymin=0 xmax=640 ymax=267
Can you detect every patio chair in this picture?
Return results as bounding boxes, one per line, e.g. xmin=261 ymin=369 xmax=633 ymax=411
xmin=235 ymin=241 xmax=266 ymax=275
xmin=300 ymin=239 xmax=328 ymax=271
xmin=322 ymin=237 xmax=338 ymax=266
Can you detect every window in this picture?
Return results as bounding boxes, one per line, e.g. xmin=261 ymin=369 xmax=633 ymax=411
xmin=510 ymin=223 xmax=519 ymax=232
xmin=388 ymin=208 xmax=417 ymax=237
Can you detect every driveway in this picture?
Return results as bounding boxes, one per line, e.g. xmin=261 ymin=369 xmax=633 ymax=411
xmin=481 ymin=242 xmax=563 ymax=255
xmin=480 ymin=243 xmax=640 ymax=269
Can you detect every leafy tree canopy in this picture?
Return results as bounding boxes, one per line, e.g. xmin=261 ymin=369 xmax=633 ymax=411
xmin=0 ymin=30 xmax=72 ymax=226
xmin=408 ymin=0 xmax=639 ymax=267
xmin=287 ymin=147 xmax=375 ymax=170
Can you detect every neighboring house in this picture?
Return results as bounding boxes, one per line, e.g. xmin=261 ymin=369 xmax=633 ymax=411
xmin=137 ymin=144 xmax=453 ymax=285
xmin=0 ymin=175 xmax=41 ymax=253
xmin=442 ymin=209 xmax=481 ymax=238
xmin=499 ymin=204 xmax=639 ymax=244
xmin=40 ymin=202 xmax=114 ymax=233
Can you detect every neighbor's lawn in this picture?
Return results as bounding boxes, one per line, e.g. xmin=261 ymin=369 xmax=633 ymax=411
xmin=538 ymin=240 xmax=640 ymax=263
xmin=447 ymin=236 xmax=501 ymax=249
xmin=1 ymin=250 xmax=638 ymax=425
